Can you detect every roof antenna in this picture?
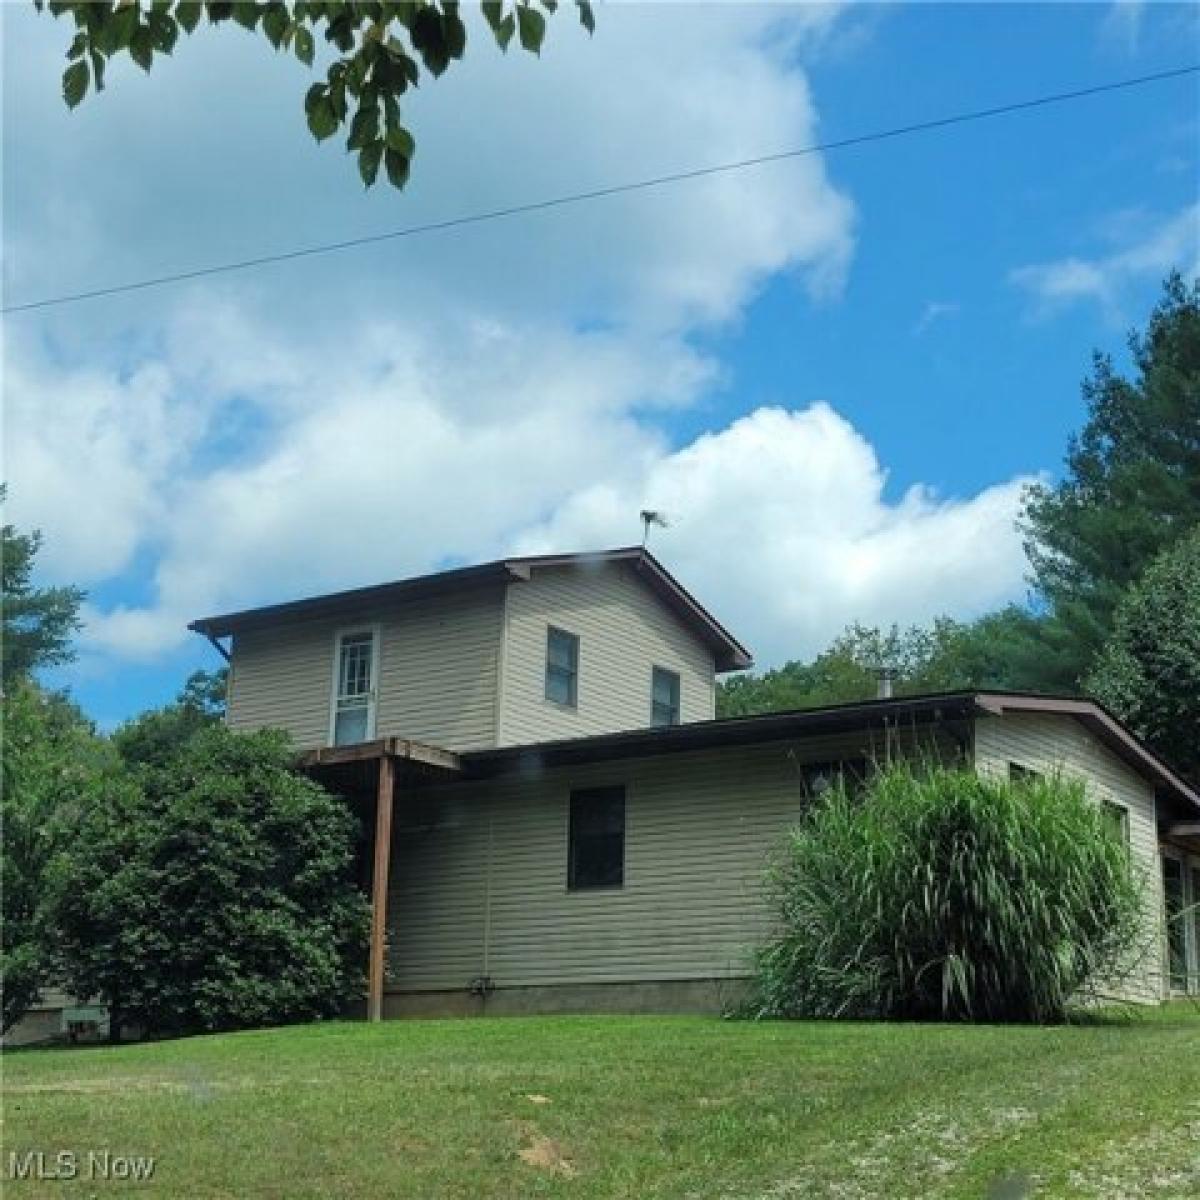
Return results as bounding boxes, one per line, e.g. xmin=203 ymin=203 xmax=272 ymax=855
xmin=640 ymin=510 xmax=669 ymax=548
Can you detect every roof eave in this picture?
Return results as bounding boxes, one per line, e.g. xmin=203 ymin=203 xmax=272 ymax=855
xmin=973 ymin=692 xmax=1200 ymax=815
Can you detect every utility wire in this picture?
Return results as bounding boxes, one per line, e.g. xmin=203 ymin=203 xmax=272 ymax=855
xmin=6 ymin=63 xmax=1197 ymax=315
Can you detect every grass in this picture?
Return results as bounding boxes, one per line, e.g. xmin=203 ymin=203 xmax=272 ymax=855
xmin=4 ymin=1008 xmax=1200 ymax=1198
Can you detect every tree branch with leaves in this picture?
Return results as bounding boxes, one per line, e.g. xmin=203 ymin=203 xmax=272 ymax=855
xmin=38 ymin=1 xmax=595 ymax=189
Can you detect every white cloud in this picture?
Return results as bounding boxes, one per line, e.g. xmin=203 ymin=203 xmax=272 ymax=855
xmin=1010 ymin=203 xmax=1199 ymax=318
xmin=912 ymin=301 xmax=959 ymax=336
xmin=6 ymin=4 xmax=1031 ymax=681
xmin=513 ymin=405 xmax=1035 ymax=666
xmin=12 ymin=313 xmax=1034 ymax=670
xmin=1099 ymin=0 xmax=1145 ymax=53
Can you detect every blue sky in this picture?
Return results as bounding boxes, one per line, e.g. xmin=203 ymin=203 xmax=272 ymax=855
xmin=5 ymin=1 xmax=1198 ymax=729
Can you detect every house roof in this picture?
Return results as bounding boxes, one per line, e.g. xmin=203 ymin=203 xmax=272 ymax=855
xmin=461 ymin=690 xmax=1200 ymax=815
xmin=188 ymin=546 xmax=753 ymax=672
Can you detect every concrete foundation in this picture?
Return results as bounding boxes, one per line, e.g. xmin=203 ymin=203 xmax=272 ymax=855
xmin=380 ymin=977 xmax=750 ymax=1019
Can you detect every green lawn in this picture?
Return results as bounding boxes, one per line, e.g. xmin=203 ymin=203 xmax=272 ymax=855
xmin=4 ymin=1009 xmax=1199 ymax=1198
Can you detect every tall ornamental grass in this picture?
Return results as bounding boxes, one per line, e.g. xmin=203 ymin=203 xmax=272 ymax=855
xmin=749 ymin=763 xmax=1145 ymax=1023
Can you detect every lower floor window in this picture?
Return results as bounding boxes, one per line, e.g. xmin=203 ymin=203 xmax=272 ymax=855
xmin=800 ymin=758 xmax=869 ymax=799
xmin=1163 ymin=856 xmax=1200 ymax=993
xmin=568 ymin=786 xmax=625 ymax=889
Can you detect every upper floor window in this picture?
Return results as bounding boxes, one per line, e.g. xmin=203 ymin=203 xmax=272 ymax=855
xmin=545 ymin=626 xmax=579 ymax=707
xmin=568 ymin=785 xmax=625 ymax=890
xmin=651 ymin=667 xmax=681 ymax=727
xmin=331 ymin=629 xmax=377 ymax=746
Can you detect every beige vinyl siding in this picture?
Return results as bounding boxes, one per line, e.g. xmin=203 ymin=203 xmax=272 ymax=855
xmin=973 ymin=712 xmax=1166 ymax=1002
xmin=227 ymin=586 xmax=504 ymax=753
xmin=387 ymin=726 xmax=964 ymax=992
xmin=497 ymin=562 xmax=717 ymax=746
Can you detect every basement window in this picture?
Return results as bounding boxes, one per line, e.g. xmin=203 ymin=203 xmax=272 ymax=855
xmin=568 ymin=786 xmax=625 ymax=890
xmin=651 ymin=667 xmax=681 ymax=727
xmin=545 ymin=626 xmax=579 ymax=707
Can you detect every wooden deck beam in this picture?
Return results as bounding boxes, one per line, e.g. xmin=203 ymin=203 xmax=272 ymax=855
xmin=299 ymin=737 xmax=462 ymax=773
xmin=367 ymin=753 xmax=395 ymax=1023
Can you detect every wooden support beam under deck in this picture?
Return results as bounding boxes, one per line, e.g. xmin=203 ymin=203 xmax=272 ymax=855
xmin=367 ymin=754 xmax=395 ymax=1023
xmin=299 ymin=737 xmax=461 ymax=773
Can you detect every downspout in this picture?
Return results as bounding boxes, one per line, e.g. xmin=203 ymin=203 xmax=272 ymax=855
xmin=480 ymin=800 xmax=495 ymax=1012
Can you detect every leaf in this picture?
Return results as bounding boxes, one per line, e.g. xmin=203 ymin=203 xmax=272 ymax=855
xmin=99 ymin=4 xmax=139 ymax=55
xmin=90 ymin=48 xmax=106 ymax=92
xmin=293 ymin=25 xmax=315 ymax=66
xmin=347 ymin=102 xmax=379 ymax=151
xmin=148 ymin=12 xmax=178 ymax=54
xmin=516 ymin=4 xmax=545 ymax=53
xmin=481 ymin=0 xmax=503 ymax=33
xmin=358 ymin=140 xmax=383 ymax=188
xmin=444 ymin=13 xmax=466 ymax=59
xmin=62 ymin=58 xmax=89 ymax=108
xmin=231 ymin=2 xmax=261 ymax=31
xmin=176 ymin=2 xmax=203 ymax=34
xmin=495 ymin=12 xmax=515 ymax=51
xmin=411 ymin=6 xmax=448 ymax=77
xmin=262 ymin=4 xmax=289 ymax=49
xmin=385 ymin=124 xmax=414 ymax=158
xmin=384 ymin=146 xmax=411 ymax=190
xmin=129 ymin=27 xmax=154 ymax=72
xmin=304 ymin=86 xmax=338 ymax=140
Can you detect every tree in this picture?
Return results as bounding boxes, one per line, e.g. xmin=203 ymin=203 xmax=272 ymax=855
xmin=1 ymin=683 xmax=111 ymax=1033
xmin=113 ymin=667 xmax=228 ymax=770
xmin=717 ymin=611 xmax=1065 ymax=718
xmin=748 ymin=763 xmax=1145 ymax=1023
xmin=2 ymin=499 xmax=85 ymax=686
xmin=49 ymin=724 xmax=370 ymax=1039
xmin=1023 ymin=273 xmax=1200 ymax=684
xmin=38 ymin=1 xmax=594 ymax=191
xmin=1087 ymin=529 xmax=1200 ymax=781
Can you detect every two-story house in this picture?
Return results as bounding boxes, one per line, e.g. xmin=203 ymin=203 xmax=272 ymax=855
xmin=189 ymin=547 xmax=1200 ymax=1019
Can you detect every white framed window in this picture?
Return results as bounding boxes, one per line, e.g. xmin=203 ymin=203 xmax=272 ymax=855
xmin=329 ymin=627 xmax=379 ymax=747
xmin=650 ymin=666 xmax=681 ymax=727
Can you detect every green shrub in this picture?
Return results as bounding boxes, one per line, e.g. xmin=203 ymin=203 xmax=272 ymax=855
xmin=748 ymin=763 xmax=1145 ymax=1023
xmin=2 ymin=682 xmax=113 ymax=1033
xmin=49 ymin=724 xmax=370 ymax=1039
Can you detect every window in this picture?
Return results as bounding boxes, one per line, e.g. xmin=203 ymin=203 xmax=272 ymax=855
xmin=651 ymin=667 xmax=681 ymax=727
xmin=331 ymin=629 xmax=377 ymax=746
xmin=545 ymin=626 xmax=579 ymax=707
xmin=1008 ymin=762 xmax=1041 ymax=784
xmin=800 ymin=758 xmax=869 ymax=799
xmin=568 ymin=786 xmax=625 ymax=889
xmin=1164 ymin=857 xmax=1188 ymax=991
xmin=1102 ymin=800 xmax=1130 ymax=845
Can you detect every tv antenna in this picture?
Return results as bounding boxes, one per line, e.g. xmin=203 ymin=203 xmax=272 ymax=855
xmin=640 ymin=510 xmax=669 ymax=548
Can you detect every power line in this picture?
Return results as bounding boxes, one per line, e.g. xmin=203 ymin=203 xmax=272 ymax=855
xmin=6 ymin=63 xmax=1197 ymax=315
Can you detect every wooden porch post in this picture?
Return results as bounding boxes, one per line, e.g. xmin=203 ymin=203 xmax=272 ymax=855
xmin=367 ymin=753 xmax=395 ymax=1023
